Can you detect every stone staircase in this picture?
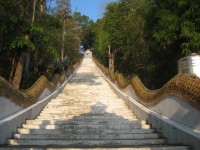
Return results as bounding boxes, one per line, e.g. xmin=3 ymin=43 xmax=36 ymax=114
xmin=4 ymin=59 xmax=189 ymax=149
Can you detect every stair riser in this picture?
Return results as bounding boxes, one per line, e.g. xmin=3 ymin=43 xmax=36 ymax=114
xmin=44 ymin=105 xmax=128 ymax=109
xmin=47 ymin=100 xmax=123 ymax=103
xmin=37 ymin=116 xmax=137 ymax=120
xmin=25 ymin=120 xmax=146 ymax=125
xmin=18 ymin=128 xmax=156 ymax=134
xmin=34 ymin=118 xmax=138 ymax=122
xmin=22 ymin=124 xmax=150 ymax=130
xmin=46 ymin=102 xmax=126 ymax=105
xmin=39 ymin=112 xmax=135 ymax=116
xmin=41 ymin=110 xmax=134 ymax=114
xmin=8 ymin=139 xmax=166 ymax=146
xmin=14 ymin=133 xmax=161 ymax=140
xmin=0 ymin=147 xmax=191 ymax=150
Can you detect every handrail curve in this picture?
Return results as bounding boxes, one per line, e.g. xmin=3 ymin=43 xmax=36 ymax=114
xmin=93 ymin=58 xmax=200 ymax=110
xmin=0 ymin=61 xmax=80 ymax=107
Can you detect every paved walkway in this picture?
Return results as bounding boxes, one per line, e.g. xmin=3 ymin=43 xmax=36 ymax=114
xmin=57 ymin=58 xmax=135 ymax=120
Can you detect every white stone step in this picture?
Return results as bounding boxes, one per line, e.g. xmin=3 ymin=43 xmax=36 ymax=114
xmin=39 ymin=110 xmax=136 ymax=117
xmin=7 ymin=139 xmax=166 ymax=146
xmin=34 ymin=117 xmax=138 ymax=122
xmin=44 ymin=104 xmax=127 ymax=108
xmin=42 ymin=108 xmax=131 ymax=112
xmin=25 ymin=119 xmax=146 ymax=125
xmin=50 ymin=96 xmax=120 ymax=100
xmin=52 ymin=98 xmax=120 ymax=101
xmin=45 ymin=101 xmax=128 ymax=106
xmin=0 ymin=146 xmax=190 ymax=150
xmin=40 ymin=112 xmax=134 ymax=116
xmin=50 ymin=98 xmax=121 ymax=102
xmin=37 ymin=115 xmax=137 ymax=120
xmin=49 ymin=98 xmax=124 ymax=101
xmin=43 ymin=105 xmax=132 ymax=112
xmin=46 ymin=100 xmax=125 ymax=104
xmin=14 ymin=133 xmax=161 ymax=140
xmin=18 ymin=128 xmax=156 ymax=135
xmin=21 ymin=124 xmax=150 ymax=130
xmin=40 ymin=108 xmax=134 ymax=113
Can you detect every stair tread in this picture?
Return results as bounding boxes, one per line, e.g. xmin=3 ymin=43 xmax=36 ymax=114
xmin=18 ymin=128 xmax=157 ymax=134
xmin=0 ymin=146 xmax=190 ymax=150
xmin=14 ymin=133 xmax=161 ymax=140
xmin=25 ymin=120 xmax=145 ymax=125
xmin=8 ymin=139 xmax=167 ymax=146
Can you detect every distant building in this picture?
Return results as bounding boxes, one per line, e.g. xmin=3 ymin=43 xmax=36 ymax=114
xmin=84 ymin=49 xmax=92 ymax=58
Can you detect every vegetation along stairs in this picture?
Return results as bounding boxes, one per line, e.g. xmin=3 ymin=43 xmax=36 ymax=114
xmin=2 ymin=59 xmax=189 ymax=149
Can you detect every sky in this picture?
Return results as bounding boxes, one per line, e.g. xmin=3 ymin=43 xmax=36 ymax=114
xmin=71 ymin=0 xmax=117 ymax=22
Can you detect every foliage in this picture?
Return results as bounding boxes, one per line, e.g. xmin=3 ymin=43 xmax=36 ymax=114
xmin=73 ymin=12 xmax=95 ymax=50
xmin=45 ymin=59 xmax=64 ymax=80
xmin=93 ymin=0 xmax=152 ymax=86
xmin=93 ymin=0 xmax=200 ymax=89
xmin=144 ymin=0 xmax=200 ymax=87
xmin=149 ymin=0 xmax=200 ymax=56
xmin=33 ymin=14 xmax=63 ymax=59
xmin=0 ymin=0 xmax=83 ymax=89
xmin=10 ymin=35 xmax=35 ymax=50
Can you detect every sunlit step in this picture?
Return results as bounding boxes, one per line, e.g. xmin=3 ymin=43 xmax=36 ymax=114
xmin=39 ymin=110 xmax=135 ymax=117
xmin=40 ymin=110 xmax=134 ymax=115
xmin=45 ymin=103 xmax=127 ymax=108
xmin=47 ymin=99 xmax=125 ymax=103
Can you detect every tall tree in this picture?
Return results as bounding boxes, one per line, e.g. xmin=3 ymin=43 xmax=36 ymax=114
xmin=144 ymin=0 xmax=200 ymax=87
xmin=94 ymin=0 xmax=150 ymax=75
xmin=73 ymin=12 xmax=95 ymax=50
xmin=56 ymin=0 xmax=71 ymax=61
xmin=10 ymin=0 xmax=37 ymax=89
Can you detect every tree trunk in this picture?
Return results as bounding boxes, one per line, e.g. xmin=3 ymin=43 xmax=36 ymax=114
xmin=25 ymin=0 xmax=36 ymax=74
xmin=12 ymin=51 xmax=27 ymax=89
xmin=61 ymin=19 xmax=65 ymax=61
xmin=108 ymin=45 xmax=114 ymax=73
xmin=39 ymin=0 xmax=46 ymax=13
xmin=34 ymin=50 xmax=39 ymax=73
xmin=110 ymin=53 xmax=115 ymax=73
xmin=25 ymin=51 xmax=30 ymax=74
xmin=31 ymin=0 xmax=36 ymax=23
xmin=9 ymin=52 xmax=18 ymax=83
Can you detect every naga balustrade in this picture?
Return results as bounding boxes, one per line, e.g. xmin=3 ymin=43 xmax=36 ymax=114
xmin=93 ymin=58 xmax=200 ymax=150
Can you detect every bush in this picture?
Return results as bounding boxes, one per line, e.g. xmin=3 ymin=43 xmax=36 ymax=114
xmin=45 ymin=59 xmax=63 ymax=80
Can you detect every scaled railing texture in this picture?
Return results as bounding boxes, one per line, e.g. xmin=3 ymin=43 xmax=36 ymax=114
xmin=93 ymin=58 xmax=200 ymax=110
xmin=0 ymin=61 xmax=81 ymax=107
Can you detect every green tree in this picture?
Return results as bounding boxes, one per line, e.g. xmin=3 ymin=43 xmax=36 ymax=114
xmin=0 ymin=0 xmax=71 ymax=89
xmin=94 ymin=0 xmax=151 ymax=78
xmin=73 ymin=12 xmax=95 ymax=50
xmin=145 ymin=0 xmax=200 ymax=88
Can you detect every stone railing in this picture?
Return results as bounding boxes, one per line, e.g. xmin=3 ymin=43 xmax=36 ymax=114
xmin=0 ymin=65 xmax=78 ymax=107
xmin=93 ymin=58 xmax=200 ymax=150
xmin=0 ymin=73 xmax=65 ymax=107
xmin=0 ymin=57 xmax=84 ymax=108
xmin=0 ymin=59 xmax=82 ymax=144
xmin=93 ymin=58 xmax=200 ymax=110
